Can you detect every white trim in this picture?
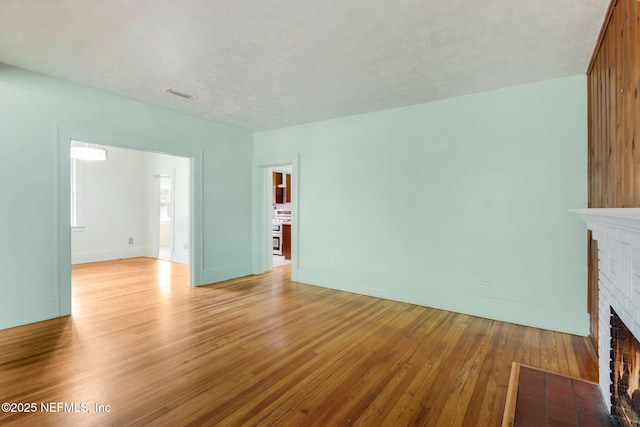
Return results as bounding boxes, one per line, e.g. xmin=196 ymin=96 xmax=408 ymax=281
xmin=570 ymin=208 xmax=640 ymax=236
xmin=202 ymin=262 xmax=254 ymax=284
xmin=72 ymin=248 xmax=150 ymax=264
xmin=252 ymin=155 xmax=300 ymax=281
xmin=56 ymin=125 xmax=205 ymax=317
xmin=296 ymin=267 xmax=589 ymax=334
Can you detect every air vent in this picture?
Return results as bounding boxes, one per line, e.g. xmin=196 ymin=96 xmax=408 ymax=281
xmin=164 ymin=88 xmax=196 ymax=99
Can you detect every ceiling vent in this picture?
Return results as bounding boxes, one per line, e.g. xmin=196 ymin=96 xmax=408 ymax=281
xmin=164 ymin=88 xmax=196 ymax=99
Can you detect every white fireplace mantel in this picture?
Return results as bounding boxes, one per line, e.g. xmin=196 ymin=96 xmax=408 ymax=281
xmin=571 ymin=208 xmax=640 ymax=236
xmin=572 ymin=208 xmax=640 ymax=411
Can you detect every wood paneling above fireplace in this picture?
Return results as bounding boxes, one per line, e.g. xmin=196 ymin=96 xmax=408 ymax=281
xmin=587 ymin=0 xmax=640 ymax=347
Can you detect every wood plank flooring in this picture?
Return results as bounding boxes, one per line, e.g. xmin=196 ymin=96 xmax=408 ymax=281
xmin=0 ymin=257 xmax=598 ymax=426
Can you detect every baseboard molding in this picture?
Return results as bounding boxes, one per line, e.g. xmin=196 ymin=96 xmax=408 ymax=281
xmin=200 ymin=262 xmax=253 ymax=285
xmin=297 ymin=267 xmax=589 ymax=336
xmin=0 ymin=297 xmax=62 ymax=331
xmin=71 ymin=247 xmax=149 ymax=264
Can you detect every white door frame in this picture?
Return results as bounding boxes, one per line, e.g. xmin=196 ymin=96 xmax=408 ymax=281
xmin=57 ymin=125 xmax=203 ymax=316
xmin=252 ymin=155 xmax=299 ymax=281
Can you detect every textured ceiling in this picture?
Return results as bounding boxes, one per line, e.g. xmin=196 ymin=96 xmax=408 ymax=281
xmin=0 ymin=0 xmax=609 ymax=131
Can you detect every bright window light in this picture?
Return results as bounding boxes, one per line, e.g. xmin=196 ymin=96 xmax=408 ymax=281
xmin=69 ymin=141 xmax=108 ymax=161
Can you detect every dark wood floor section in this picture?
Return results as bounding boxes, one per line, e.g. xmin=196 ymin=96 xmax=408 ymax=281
xmin=510 ymin=365 xmax=611 ymax=427
xmin=0 ymin=258 xmax=598 ymax=426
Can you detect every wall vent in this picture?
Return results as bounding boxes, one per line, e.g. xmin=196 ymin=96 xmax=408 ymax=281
xmin=164 ymin=88 xmax=196 ymax=99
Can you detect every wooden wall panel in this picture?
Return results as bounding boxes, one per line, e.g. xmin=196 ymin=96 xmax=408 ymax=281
xmin=587 ymin=0 xmax=640 ymax=347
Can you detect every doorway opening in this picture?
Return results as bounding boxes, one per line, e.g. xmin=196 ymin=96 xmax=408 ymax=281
xmin=158 ymin=174 xmax=173 ymax=262
xmin=58 ymin=127 xmax=204 ymax=317
xmin=69 ymin=142 xmax=192 ymax=290
xmin=252 ymin=156 xmax=298 ymax=279
xmin=268 ymin=165 xmax=293 ymax=270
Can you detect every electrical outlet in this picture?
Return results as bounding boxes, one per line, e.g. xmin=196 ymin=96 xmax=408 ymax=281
xmin=478 ymin=281 xmax=491 ymax=289
xmin=128 ymin=237 xmax=134 ymax=245
xmin=183 ymin=244 xmax=188 ymax=249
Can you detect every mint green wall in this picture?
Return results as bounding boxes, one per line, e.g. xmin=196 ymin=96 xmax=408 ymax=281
xmin=0 ymin=63 xmax=588 ymax=334
xmin=0 ymin=64 xmax=253 ymax=330
xmin=254 ymin=75 xmax=588 ymax=335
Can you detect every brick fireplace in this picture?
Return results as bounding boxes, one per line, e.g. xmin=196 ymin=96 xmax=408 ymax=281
xmin=574 ymin=208 xmax=640 ymax=421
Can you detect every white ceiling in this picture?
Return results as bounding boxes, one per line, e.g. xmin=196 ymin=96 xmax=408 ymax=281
xmin=0 ymin=0 xmax=609 ymax=131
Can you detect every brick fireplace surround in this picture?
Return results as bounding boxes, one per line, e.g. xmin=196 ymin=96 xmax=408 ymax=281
xmin=573 ymin=208 xmax=640 ymax=412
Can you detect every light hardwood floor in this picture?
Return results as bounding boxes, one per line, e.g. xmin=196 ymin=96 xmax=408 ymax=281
xmin=0 ymin=257 xmax=597 ymax=426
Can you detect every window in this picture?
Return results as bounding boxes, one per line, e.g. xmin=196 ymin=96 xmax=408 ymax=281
xmin=69 ymin=142 xmax=107 ymax=229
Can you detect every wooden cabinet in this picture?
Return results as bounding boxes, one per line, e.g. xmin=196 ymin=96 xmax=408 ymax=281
xmin=282 ymin=223 xmax=291 ymax=260
xmin=273 ymin=172 xmax=292 ymax=204
xmin=273 ymin=172 xmax=284 ymax=204
xmin=286 ymin=173 xmax=291 ymax=203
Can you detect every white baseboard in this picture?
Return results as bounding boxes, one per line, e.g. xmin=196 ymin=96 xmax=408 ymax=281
xmin=296 ymin=267 xmax=589 ymax=336
xmin=71 ymin=247 xmax=149 ymax=264
xmin=200 ymin=262 xmax=253 ymax=285
xmin=0 ymin=297 xmax=62 ymax=331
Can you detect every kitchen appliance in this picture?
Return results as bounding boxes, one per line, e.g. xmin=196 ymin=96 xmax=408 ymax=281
xmin=272 ymin=210 xmax=291 ymax=255
xmin=273 ymin=210 xmax=291 ymax=223
xmin=272 ymin=223 xmax=283 ymax=255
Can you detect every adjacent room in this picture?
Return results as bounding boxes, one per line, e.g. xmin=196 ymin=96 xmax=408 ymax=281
xmin=70 ymin=142 xmax=191 ymax=267
xmin=0 ymin=0 xmax=637 ymax=425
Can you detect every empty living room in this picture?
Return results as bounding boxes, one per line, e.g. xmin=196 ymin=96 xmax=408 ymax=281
xmin=1 ymin=0 xmax=638 ymax=425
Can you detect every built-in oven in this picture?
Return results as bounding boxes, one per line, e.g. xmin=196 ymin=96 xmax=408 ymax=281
xmin=272 ymin=210 xmax=291 ymax=256
xmin=272 ymin=223 xmax=283 ymax=255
